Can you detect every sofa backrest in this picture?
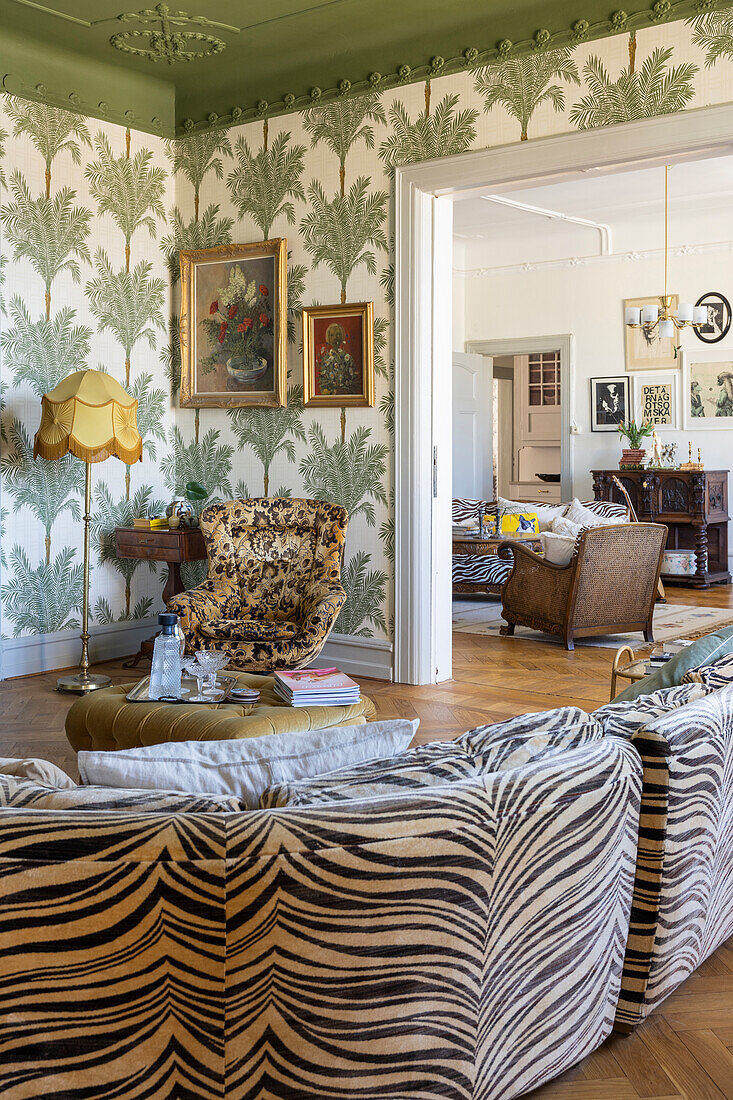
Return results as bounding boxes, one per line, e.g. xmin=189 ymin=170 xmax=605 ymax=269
xmin=452 ymin=497 xmax=627 ymax=526
xmin=0 ymin=736 xmax=640 ymax=1099
xmin=200 ymin=497 xmax=347 ymax=618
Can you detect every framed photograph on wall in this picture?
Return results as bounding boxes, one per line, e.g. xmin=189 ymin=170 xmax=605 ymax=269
xmin=693 ymin=291 xmax=732 ymax=344
xmin=302 ymin=302 xmax=375 ymax=408
xmin=682 ymin=349 xmax=733 ymax=429
xmin=633 ymin=372 xmax=679 ymax=429
xmin=624 ymin=295 xmax=679 ymax=370
xmin=590 ymin=375 xmax=629 ymax=432
xmin=180 ymin=238 xmax=287 ymax=408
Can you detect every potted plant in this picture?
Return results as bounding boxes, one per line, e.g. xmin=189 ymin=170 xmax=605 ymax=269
xmin=617 ymin=419 xmax=654 ymax=468
xmin=201 ymin=266 xmax=272 ymax=385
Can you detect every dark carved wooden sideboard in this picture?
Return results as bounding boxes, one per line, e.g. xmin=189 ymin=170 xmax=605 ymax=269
xmin=592 ymin=468 xmax=730 ymax=588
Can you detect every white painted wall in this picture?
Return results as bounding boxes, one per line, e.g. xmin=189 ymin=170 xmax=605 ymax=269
xmin=455 ymin=205 xmax=733 ymax=504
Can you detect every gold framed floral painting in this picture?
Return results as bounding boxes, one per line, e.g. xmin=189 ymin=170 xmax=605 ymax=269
xmin=302 ymin=302 xmax=375 ymax=408
xmin=180 ymin=239 xmax=287 ymax=408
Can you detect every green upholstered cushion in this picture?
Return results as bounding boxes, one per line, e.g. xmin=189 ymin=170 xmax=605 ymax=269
xmin=613 ymin=624 xmax=733 ymax=703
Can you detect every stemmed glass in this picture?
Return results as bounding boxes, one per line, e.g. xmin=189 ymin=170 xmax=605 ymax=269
xmin=194 ymin=650 xmax=229 ymax=697
xmin=182 ymin=657 xmax=207 ymax=701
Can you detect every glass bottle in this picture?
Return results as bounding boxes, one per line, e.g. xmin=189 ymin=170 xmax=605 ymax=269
xmin=149 ymin=613 xmax=182 ymax=700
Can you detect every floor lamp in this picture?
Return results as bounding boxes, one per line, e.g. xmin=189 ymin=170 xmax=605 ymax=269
xmin=33 ymin=369 xmax=142 ymax=694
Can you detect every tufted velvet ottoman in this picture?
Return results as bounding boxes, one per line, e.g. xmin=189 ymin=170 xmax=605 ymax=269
xmin=65 ymin=671 xmax=376 ymax=752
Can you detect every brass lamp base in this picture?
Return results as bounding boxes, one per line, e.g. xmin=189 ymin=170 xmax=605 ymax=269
xmin=56 ymin=672 xmax=112 ymax=695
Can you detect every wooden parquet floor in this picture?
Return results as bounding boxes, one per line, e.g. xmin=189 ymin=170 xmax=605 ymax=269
xmin=1 ymin=582 xmax=733 ymax=1098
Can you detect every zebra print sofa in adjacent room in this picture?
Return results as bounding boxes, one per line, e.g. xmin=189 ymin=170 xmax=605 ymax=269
xmin=0 ymin=727 xmax=641 ymax=1100
xmin=452 ymin=497 xmax=628 ymax=595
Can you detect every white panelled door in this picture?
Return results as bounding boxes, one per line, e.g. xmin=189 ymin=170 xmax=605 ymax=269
xmin=452 ymin=352 xmax=493 ymax=500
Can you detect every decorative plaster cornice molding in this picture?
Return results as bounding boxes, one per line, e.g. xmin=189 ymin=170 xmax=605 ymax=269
xmin=1 ymin=71 xmax=171 ymax=136
xmin=455 ymin=238 xmax=733 ymax=278
xmin=3 ymin=0 xmax=730 ymax=137
xmin=175 ymin=0 xmax=730 ymax=135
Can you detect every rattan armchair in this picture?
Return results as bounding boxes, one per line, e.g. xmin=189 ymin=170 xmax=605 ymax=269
xmin=498 ymin=523 xmax=667 ymax=650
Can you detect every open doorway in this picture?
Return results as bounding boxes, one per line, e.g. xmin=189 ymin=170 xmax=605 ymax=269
xmin=394 ymin=104 xmax=733 ymax=684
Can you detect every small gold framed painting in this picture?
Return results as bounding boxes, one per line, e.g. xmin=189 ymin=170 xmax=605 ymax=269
xmin=302 ymin=302 xmax=375 ymax=408
xmin=180 ymin=238 xmax=287 ymax=408
xmin=624 ymin=295 xmax=679 ymax=371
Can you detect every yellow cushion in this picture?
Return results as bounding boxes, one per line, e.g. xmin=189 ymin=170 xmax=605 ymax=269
xmin=500 ymin=511 xmax=539 ymax=535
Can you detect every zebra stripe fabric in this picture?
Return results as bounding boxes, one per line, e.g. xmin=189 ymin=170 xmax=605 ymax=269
xmin=613 ymin=684 xmax=733 ymax=1029
xmin=452 ymin=553 xmax=513 ymax=588
xmin=261 ymin=705 xmax=601 ymax=808
xmin=0 ymin=739 xmax=640 ymax=1100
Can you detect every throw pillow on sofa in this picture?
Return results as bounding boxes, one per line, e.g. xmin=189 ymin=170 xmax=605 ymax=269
xmin=0 ymin=772 xmax=245 ymax=812
xmin=78 ymin=719 xmax=417 ymax=810
xmin=565 ymin=497 xmax=628 ymax=529
xmin=540 ymin=530 xmax=577 ymax=566
xmin=261 ymin=706 xmax=603 ymax=808
xmin=261 ymin=741 xmax=477 ymax=808
xmin=498 ymin=496 xmax=566 ymax=532
xmin=613 ymin=624 xmax=733 ymax=702
xmin=0 ymin=756 xmax=75 ymax=788
xmin=593 ymin=681 xmax=715 ymax=740
xmin=681 ymin=650 xmax=733 ymax=689
xmin=500 ymin=511 xmax=540 ymax=535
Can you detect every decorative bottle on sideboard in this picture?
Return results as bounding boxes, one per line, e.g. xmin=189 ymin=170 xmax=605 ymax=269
xmin=149 ymin=613 xmax=182 ymax=699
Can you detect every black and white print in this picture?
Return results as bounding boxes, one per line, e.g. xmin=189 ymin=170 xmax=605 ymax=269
xmin=694 ymin=291 xmax=732 ymax=344
xmin=591 ymin=376 xmax=629 ymax=431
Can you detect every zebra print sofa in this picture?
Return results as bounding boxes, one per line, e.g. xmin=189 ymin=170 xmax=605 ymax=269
xmin=0 ymin=732 xmax=641 ymax=1100
xmin=452 ymin=497 xmax=627 ymax=596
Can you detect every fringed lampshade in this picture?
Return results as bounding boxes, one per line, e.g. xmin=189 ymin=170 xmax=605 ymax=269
xmin=34 ymin=369 xmax=142 ymax=465
xmin=34 ymin=369 xmax=142 ymax=694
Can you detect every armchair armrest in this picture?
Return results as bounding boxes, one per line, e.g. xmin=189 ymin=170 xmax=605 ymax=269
xmin=499 ymin=541 xmax=575 ymax=628
xmin=298 ymin=580 xmax=347 ymax=639
xmin=168 ymin=577 xmax=240 ymax=640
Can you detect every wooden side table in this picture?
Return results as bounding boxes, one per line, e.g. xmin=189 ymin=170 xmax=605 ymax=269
xmin=115 ymin=526 xmax=207 ymax=667
xmin=610 ymin=644 xmax=655 ymax=700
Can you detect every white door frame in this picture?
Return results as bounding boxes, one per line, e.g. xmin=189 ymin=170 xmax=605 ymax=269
xmin=394 ymin=102 xmax=733 ymax=685
xmin=465 ymin=335 xmax=574 ymax=503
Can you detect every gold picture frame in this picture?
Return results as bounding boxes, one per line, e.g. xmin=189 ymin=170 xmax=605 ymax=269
xmin=302 ymin=302 xmax=375 ymax=408
xmin=180 ymin=238 xmax=287 ymax=408
xmin=623 ymin=294 xmax=679 ymax=371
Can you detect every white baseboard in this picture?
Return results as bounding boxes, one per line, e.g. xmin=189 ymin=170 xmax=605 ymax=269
xmin=1 ymin=618 xmax=157 ymax=680
xmin=315 ymin=632 xmax=393 ymax=682
xmin=0 ymin=621 xmax=394 ymax=682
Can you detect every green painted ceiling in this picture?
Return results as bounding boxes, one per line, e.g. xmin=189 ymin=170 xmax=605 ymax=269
xmin=0 ymin=0 xmax=709 ymax=134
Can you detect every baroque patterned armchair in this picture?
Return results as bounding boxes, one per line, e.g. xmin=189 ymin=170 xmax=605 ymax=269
xmin=499 ymin=523 xmax=667 ymax=650
xmin=168 ymin=498 xmax=348 ymax=672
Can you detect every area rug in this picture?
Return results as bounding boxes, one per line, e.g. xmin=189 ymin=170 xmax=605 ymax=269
xmin=452 ymin=600 xmax=733 ymax=649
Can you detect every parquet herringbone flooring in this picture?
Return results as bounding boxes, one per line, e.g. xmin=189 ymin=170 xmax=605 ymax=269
xmin=1 ymin=582 xmax=732 ymax=1098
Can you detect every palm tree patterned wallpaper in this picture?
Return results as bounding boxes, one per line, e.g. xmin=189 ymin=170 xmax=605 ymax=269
xmin=2 ymin=16 xmax=733 ymax=647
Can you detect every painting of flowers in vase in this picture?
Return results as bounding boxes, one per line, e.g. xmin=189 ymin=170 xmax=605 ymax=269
xmin=180 ymin=239 xmax=286 ymax=408
xmin=302 ymin=302 xmax=375 ymax=408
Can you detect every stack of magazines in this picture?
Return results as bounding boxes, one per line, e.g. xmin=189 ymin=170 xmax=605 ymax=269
xmin=273 ymin=667 xmax=361 ymax=707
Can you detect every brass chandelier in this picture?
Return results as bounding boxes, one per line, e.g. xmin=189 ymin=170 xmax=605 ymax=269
xmin=625 ymin=165 xmax=707 ymax=338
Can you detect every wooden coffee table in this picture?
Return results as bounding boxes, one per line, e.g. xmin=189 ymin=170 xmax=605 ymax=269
xmin=452 ymin=531 xmax=542 ymax=596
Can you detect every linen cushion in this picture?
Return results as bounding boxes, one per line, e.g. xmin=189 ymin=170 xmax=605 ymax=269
xmin=78 ymin=718 xmax=418 ymax=810
xmin=0 ymin=756 xmax=75 ymax=788
xmin=613 ymin=624 xmax=733 ymax=702
xmin=565 ymin=497 xmax=627 ymax=528
xmin=0 ymin=774 xmax=244 ymax=812
xmin=261 ymin=706 xmax=602 ymax=807
xmin=540 ymin=530 xmax=576 ymax=565
xmin=551 ymin=515 xmax=582 ymax=539
xmin=498 ymin=496 xmax=566 ymax=532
